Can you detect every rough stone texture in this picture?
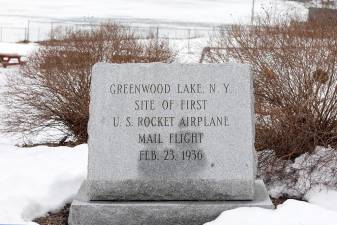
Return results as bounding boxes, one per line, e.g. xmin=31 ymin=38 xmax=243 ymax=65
xmin=69 ymin=180 xmax=273 ymax=225
xmin=88 ymin=63 xmax=256 ymax=200
xmin=87 ymin=179 xmax=253 ymax=201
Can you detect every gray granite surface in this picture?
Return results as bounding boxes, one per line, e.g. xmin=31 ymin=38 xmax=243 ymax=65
xmin=69 ymin=180 xmax=274 ymax=225
xmin=88 ymin=63 xmax=256 ymax=200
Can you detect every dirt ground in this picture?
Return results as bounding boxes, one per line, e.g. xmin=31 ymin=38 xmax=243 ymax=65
xmin=34 ymin=204 xmax=70 ymax=225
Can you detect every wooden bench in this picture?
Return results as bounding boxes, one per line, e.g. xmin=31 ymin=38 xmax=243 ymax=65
xmin=0 ymin=53 xmax=26 ymax=68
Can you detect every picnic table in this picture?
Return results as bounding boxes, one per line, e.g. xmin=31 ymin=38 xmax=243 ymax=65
xmin=0 ymin=53 xmax=25 ymax=68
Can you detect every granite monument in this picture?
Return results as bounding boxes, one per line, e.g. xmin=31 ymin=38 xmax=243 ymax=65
xmin=69 ymin=63 xmax=273 ymax=225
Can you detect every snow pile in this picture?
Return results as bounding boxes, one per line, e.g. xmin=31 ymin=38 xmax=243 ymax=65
xmin=205 ymin=199 xmax=337 ymax=225
xmin=0 ymin=144 xmax=87 ymax=224
xmin=305 ymin=188 xmax=337 ymax=212
xmin=0 ymin=42 xmax=37 ymax=56
xmin=305 ymin=0 xmax=337 ymax=8
xmin=258 ymin=146 xmax=337 ymax=199
xmin=206 ymin=189 xmax=337 ymax=225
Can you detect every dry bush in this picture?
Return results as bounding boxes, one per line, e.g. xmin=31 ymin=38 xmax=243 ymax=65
xmin=1 ymin=23 xmax=175 ymax=144
xmin=207 ymin=14 xmax=337 ymax=196
xmin=208 ymin=15 xmax=337 ymax=159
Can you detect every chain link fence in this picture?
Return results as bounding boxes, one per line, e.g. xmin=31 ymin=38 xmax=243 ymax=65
xmin=0 ymin=17 xmax=220 ymax=43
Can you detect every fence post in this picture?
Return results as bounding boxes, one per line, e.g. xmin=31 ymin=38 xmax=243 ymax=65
xmin=187 ymin=29 xmax=191 ymax=54
xmin=251 ymin=0 xmax=255 ymax=25
xmin=156 ymin=27 xmax=159 ymax=47
xmin=24 ymin=28 xmax=28 ymax=42
xmin=27 ymin=20 xmax=30 ymax=42
xmin=50 ymin=22 xmax=54 ymax=40
xmin=37 ymin=28 xmax=41 ymax=42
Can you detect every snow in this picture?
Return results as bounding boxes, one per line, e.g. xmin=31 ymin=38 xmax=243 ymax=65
xmin=0 ymin=67 xmax=21 ymax=145
xmin=205 ymin=199 xmax=337 ymax=225
xmin=170 ymin=37 xmax=208 ymax=63
xmin=258 ymin=146 xmax=337 ymax=199
xmin=0 ymin=144 xmax=87 ymax=224
xmin=0 ymin=0 xmax=306 ymax=24
xmin=208 ymin=145 xmax=337 ymax=225
xmin=205 ymin=146 xmax=337 ymax=225
xmin=0 ymin=143 xmax=336 ymax=225
xmin=305 ymin=188 xmax=337 ymax=212
xmin=1 ymin=48 xmax=337 ymax=225
xmin=0 ymin=42 xmax=37 ymax=56
xmin=0 ymin=1 xmax=334 ymax=224
xmin=0 ymin=0 xmax=307 ymax=42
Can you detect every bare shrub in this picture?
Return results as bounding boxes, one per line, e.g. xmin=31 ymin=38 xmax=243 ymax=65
xmin=208 ymin=15 xmax=337 ymax=159
xmin=1 ymin=23 xmax=175 ymax=144
xmin=207 ymin=14 xmax=337 ymax=196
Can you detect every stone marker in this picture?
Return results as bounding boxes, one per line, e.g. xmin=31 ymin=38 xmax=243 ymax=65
xmin=69 ymin=63 xmax=273 ymax=225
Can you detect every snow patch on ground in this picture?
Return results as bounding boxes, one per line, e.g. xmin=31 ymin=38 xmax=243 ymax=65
xmin=0 ymin=42 xmax=37 ymax=56
xmin=258 ymin=146 xmax=337 ymax=199
xmin=0 ymin=144 xmax=87 ymax=224
xmin=305 ymin=188 xmax=337 ymax=212
xmin=205 ymin=199 xmax=337 ymax=225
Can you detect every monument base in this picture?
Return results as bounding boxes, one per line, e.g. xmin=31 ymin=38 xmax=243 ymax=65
xmin=69 ymin=180 xmax=273 ymax=225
